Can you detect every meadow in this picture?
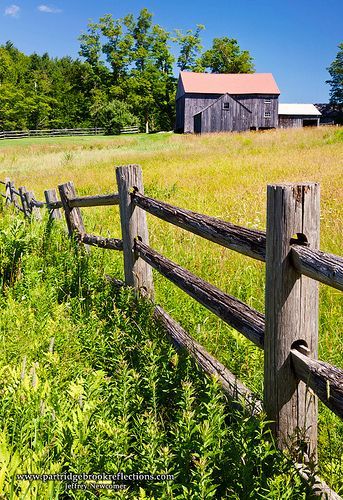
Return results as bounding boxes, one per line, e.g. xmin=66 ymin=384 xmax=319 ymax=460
xmin=0 ymin=126 xmax=342 ymax=497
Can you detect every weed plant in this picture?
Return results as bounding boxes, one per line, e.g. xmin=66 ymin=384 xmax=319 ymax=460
xmin=0 ymin=127 xmax=342 ymax=495
xmin=0 ymin=208 xmax=314 ymax=499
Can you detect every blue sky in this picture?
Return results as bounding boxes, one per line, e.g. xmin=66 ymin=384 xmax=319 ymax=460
xmin=1 ymin=0 xmax=342 ymax=102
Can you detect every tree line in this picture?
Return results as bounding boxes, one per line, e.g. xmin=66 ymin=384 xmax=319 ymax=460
xmin=0 ymin=8 xmax=341 ymax=133
xmin=0 ymin=9 xmax=254 ymax=133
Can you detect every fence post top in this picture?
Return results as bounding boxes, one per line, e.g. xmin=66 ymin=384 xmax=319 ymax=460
xmin=116 ymin=164 xmax=141 ymax=173
xmin=267 ymin=182 xmax=320 ymax=190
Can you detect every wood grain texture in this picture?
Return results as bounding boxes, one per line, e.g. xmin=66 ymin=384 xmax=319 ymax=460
xmin=291 ymin=348 xmax=343 ymax=420
xmin=9 ymin=181 xmax=21 ymax=210
xmin=295 ymin=463 xmax=343 ymax=499
xmin=24 ymin=191 xmax=33 ymax=215
xmin=68 ymin=193 xmax=119 ymax=208
xmin=46 ymin=200 xmax=63 ymax=210
xmin=135 ymin=240 xmax=265 ymax=348
xmin=264 ymin=183 xmax=320 ymax=460
xmin=291 ymin=245 xmax=343 ymax=292
xmin=4 ymin=178 xmax=11 ymax=206
xmin=58 ymin=182 xmax=86 ymax=236
xmin=26 ymin=191 xmax=42 ymax=220
xmin=116 ymin=165 xmax=154 ymax=298
xmin=44 ymin=189 xmax=62 ymax=220
xmin=18 ymin=186 xmax=29 ymax=217
xmin=133 ymin=192 xmax=266 ymax=261
xmin=181 ymin=93 xmax=278 ymax=133
xmin=154 ymin=305 xmax=263 ymax=415
xmin=78 ymin=233 xmax=123 ymax=251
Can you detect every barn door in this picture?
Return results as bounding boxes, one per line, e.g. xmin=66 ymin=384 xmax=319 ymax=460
xmin=194 ymin=113 xmax=202 ymax=134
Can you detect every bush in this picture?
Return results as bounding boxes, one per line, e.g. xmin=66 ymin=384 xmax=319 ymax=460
xmin=99 ymin=99 xmax=139 ymax=135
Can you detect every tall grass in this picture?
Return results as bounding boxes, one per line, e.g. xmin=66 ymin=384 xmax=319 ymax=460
xmin=0 ymin=126 xmax=342 ymax=493
xmin=0 ymin=209 xmax=312 ymax=498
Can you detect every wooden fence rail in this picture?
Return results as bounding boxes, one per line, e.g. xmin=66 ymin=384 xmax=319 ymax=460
xmin=1 ymin=167 xmax=342 ymax=498
xmin=0 ymin=126 xmax=140 ymax=140
xmin=0 ymin=128 xmax=106 ymax=140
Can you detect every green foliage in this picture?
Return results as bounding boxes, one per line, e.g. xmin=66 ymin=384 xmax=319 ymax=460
xmin=0 ymin=212 xmax=313 ymax=498
xmin=173 ymin=25 xmax=205 ymax=72
xmin=0 ymin=8 xmax=258 ymax=134
xmin=97 ymin=99 xmax=139 ymax=134
xmin=0 ymin=46 xmax=98 ymax=130
xmin=326 ymin=43 xmax=343 ymax=105
xmin=201 ymin=37 xmax=255 ymax=74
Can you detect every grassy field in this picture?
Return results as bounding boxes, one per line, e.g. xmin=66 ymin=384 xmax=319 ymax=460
xmin=0 ymin=127 xmax=342 ymax=495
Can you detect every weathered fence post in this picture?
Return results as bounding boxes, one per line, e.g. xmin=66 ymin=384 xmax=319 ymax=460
xmin=58 ymin=182 xmax=86 ymax=236
xmin=5 ymin=177 xmax=11 ymax=205
xmin=116 ymin=165 xmax=154 ymax=298
xmin=24 ymin=191 xmax=33 ymax=215
xmin=9 ymin=181 xmax=19 ymax=209
xmin=18 ymin=186 xmax=29 ymax=217
xmin=24 ymin=191 xmax=42 ymax=220
xmin=264 ymin=183 xmax=320 ymax=461
xmin=44 ymin=189 xmax=62 ymax=220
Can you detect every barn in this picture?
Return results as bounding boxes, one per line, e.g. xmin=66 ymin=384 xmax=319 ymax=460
xmin=278 ymin=104 xmax=321 ymax=128
xmin=175 ymin=71 xmax=280 ymax=134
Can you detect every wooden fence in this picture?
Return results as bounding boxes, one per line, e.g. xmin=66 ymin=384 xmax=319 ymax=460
xmin=0 ymin=126 xmax=140 ymax=140
xmin=1 ymin=168 xmax=343 ymax=498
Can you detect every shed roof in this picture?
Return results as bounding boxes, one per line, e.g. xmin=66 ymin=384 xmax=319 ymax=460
xmin=179 ymin=71 xmax=280 ymax=95
xmin=278 ymin=103 xmax=321 ymax=116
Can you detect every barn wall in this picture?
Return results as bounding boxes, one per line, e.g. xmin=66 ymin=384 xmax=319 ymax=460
xmin=184 ymin=93 xmax=222 ymax=133
xmin=234 ymin=94 xmax=279 ymax=128
xmin=279 ymin=116 xmax=302 ymax=128
xmin=182 ymin=93 xmax=279 ymax=133
xmin=175 ymin=96 xmax=185 ymax=132
xmin=199 ymin=94 xmax=252 ymax=133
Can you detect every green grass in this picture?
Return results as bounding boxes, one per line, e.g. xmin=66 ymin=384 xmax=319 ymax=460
xmin=0 ymin=209 xmax=312 ymax=499
xmin=0 ymin=132 xmax=168 ymax=150
xmin=0 ymin=127 xmax=342 ymax=495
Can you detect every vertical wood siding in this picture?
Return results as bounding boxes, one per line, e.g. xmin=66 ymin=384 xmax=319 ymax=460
xmin=195 ymin=94 xmax=252 ymax=133
xmin=278 ymin=116 xmax=320 ymax=128
xmin=178 ymin=93 xmax=279 ymax=133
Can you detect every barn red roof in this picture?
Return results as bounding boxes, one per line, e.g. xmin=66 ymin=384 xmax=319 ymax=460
xmin=179 ymin=71 xmax=280 ymax=95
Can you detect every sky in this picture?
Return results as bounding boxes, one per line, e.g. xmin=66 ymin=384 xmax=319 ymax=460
xmin=0 ymin=0 xmax=342 ymax=103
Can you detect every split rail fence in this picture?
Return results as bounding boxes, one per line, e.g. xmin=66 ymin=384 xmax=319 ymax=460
xmin=1 ymin=167 xmax=343 ymax=498
xmin=0 ymin=126 xmax=139 ymax=140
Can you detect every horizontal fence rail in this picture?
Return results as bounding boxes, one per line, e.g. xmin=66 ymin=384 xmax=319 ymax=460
xmin=0 ymin=126 xmax=140 ymax=140
xmin=120 ymin=126 xmax=140 ymax=134
xmin=135 ymin=239 xmax=265 ymax=349
xmin=290 ymin=347 xmax=343 ymax=419
xmin=132 ymin=191 xmax=266 ymax=261
xmin=291 ymin=245 xmax=343 ymax=292
xmin=0 ymin=127 xmax=105 ymax=140
xmin=68 ymin=193 xmax=120 ymax=208
xmin=154 ymin=305 xmax=263 ymax=415
xmin=1 ymin=165 xmax=342 ymax=499
xmin=78 ymin=233 xmax=123 ymax=251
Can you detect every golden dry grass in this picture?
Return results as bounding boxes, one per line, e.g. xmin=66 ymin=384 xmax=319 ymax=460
xmin=1 ymin=126 xmax=343 ymax=487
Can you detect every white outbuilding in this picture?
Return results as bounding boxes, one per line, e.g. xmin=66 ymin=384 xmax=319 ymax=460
xmin=278 ymin=103 xmax=321 ymax=128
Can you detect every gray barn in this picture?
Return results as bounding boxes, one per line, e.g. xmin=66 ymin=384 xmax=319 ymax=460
xmin=278 ymin=104 xmax=322 ymax=128
xmin=175 ymin=71 xmax=280 ymax=134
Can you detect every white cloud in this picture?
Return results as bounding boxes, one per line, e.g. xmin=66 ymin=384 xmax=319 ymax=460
xmin=5 ymin=4 xmax=20 ymax=17
xmin=37 ymin=4 xmax=62 ymax=13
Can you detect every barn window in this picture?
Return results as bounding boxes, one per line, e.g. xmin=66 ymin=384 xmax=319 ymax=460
xmin=264 ymin=99 xmax=271 ymax=104
xmin=264 ymin=111 xmax=271 ymax=118
xmin=223 ymin=102 xmax=230 ymax=109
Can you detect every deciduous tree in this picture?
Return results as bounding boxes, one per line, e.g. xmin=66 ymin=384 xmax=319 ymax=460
xmin=326 ymin=43 xmax=343 ymax=105
xmin=201 ymin=37 xmax=254 ymax=74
